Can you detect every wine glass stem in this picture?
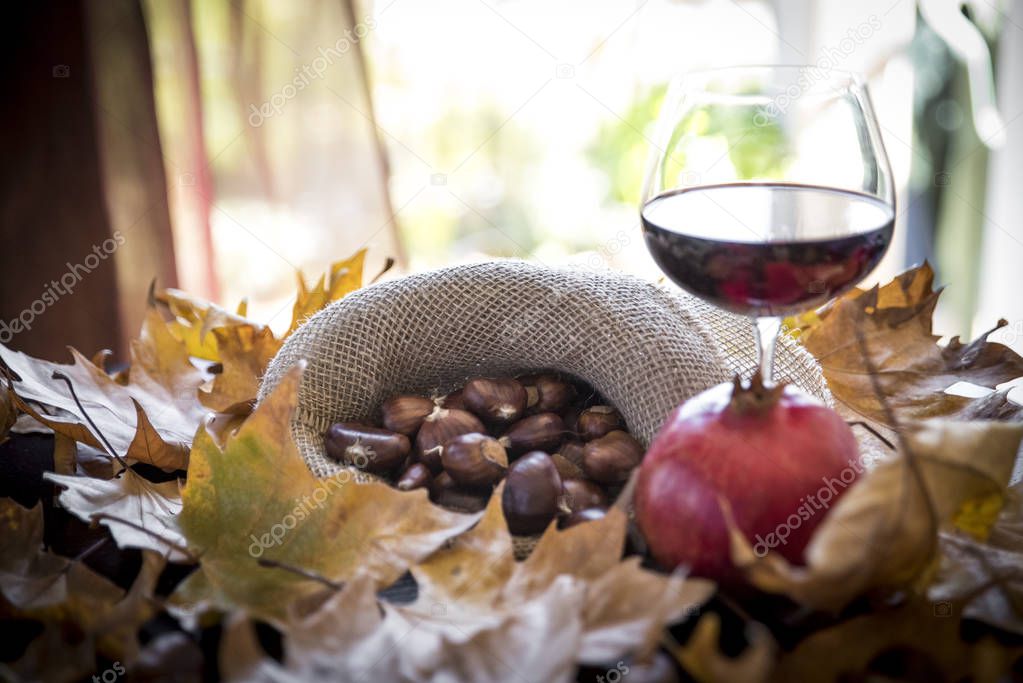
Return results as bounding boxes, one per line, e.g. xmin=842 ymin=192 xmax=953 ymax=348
xmin=754 ymin=316 xmax=783 ymax=386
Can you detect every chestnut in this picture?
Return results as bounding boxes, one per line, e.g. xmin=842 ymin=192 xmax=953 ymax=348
xmin=415 ymin=407 xmax=486 ymax=472
xmin=440 ymin=388 xmax=466 ymax=411
xmin=559 ymin=507 xmax=607 ymax=529
xmin=498 ymin=412 xmax=565 ymax=456
xmin=582 ymin=430 xmax=643 ymax=484
xmin=429 ymin=471 xmax=488 ymax=512
xmin=380 ymin=395 xmax=435 ymax=436
xmin=577 ymin=405 xmax=623 ymax=441
xmin=442 ymin=433 xmax=508 ymax=488
xmin=518 ymin=373 xmax=575 ymax=413
xmin=550 ymin=453 xmax=584 ymax=481
xmin=556 ymin=441 xmax=586 ymax=469
xmin=396 ymin=462 xmax=432 ymax=491
xmin=560 ymin=478 xmax=608 ymax=514
xmin=324 ymin=422 xmax=409 ymax=474
xmin=463 ymin=377 xmax=527 ymax=425
xmin=502 ymin=451 xmax=563 ymax=535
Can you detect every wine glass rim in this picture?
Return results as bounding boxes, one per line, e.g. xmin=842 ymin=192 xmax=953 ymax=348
xmin=674 ymin=64 xmax=866 ymax=95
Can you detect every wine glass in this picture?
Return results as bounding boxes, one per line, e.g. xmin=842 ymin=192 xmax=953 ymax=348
xmin=640 ymin=65 xmax=894 ymax=386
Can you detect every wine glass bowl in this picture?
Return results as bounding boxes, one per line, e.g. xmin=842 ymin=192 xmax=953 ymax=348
xmin=640 ymin=66 xmax=895 ymax=384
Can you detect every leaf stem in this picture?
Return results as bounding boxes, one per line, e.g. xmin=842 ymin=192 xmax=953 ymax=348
xmin=257 ymin=558 xmax=345 ymax=591
xmin=50 ymin=371 xmax=130 ymax=471
xmin=91 ymin=512 xmax=198 ymax=562
xmin=845 ymin=421 xmax=895 ymax=451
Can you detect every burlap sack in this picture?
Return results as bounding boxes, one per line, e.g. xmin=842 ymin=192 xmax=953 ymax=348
xmin=258 ymin=260 xmax=829 ymax=479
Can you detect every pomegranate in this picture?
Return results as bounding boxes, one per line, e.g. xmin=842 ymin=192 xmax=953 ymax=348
xmin=635 ymin=374 xmax=859 ymax=579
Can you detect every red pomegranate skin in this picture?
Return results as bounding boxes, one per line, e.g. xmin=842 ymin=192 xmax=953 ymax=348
xmin=635 ymin=380 xmax=859 ymax=579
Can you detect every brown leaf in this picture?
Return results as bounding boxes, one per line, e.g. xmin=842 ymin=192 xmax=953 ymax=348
xmin=798 ymin=263 xmax=1023 ymax=425
xmin=670 ymin=613 xmax=775 ymax=683
xmin=0 ymin=306 xmax=206 ymax=471
xmin=0 ymin=498 xmax=89 ymax=609
xmin=44 ymin=470 xmax=189 ymax=562
xmin=728 ymin=419 xmax=1023 ymax=611
xmin=7 ymin=550 xmax=166 ymax=683
xmin=771 ymin=597 xmax=1022 ymax=682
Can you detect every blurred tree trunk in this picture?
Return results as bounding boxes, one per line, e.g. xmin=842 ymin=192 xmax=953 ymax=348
xmin=0 ymin=0 xmax=176 ymax=361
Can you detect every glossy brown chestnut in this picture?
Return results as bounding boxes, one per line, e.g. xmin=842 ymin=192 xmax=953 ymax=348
xmin=501 ymin=451 xmax=563 ymax=535
xmin=582 ymin=430 xmax=644 ymax=484
xmin=577 ymin=405 xmax=623 ymax=441
xmin=380 ymin=395 xmax=435 ymax=436
xmin=560 ymin=478 xmax=608 ymax=514
xmin=519 ymin=373 xmax=575 ymax=413
xmin=559 ymin=507 xmax=608 ymax=529
xmin=415 ymin=407 xmax=486 ymax=472
xmin=463 ymin=377 xmax=527 ymax=425
xmin=498 ymin=412 xmax=565 ymax=456
xmin=429 ymin=471 xmax=488 ymax=512
xmin=324 ymin=422 xmax=410 ymax=474
xmin=442 ymin=433 xmax=508 ymax=488
xmin=396 ymin=462 xmax=433 ymax=491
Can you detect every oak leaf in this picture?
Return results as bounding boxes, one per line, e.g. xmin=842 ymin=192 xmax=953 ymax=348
xmin=796 ymin=263 xmax=1023 ymax=425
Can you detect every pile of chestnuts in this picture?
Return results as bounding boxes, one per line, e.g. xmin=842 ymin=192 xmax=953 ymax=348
xmin=323 ymin=373 xmax=645 ymax=535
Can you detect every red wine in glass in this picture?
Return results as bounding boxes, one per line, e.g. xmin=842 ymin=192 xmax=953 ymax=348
xmin=641 ymin=182 xmax=894 ymax=318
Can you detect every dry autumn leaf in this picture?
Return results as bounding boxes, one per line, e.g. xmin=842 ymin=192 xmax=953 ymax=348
xmin=286 ymin=248 xmax=367 ymax=336
xmin=215 ymin=488 xmax=713 ymax=682
xmin=44 ymin=470 xmax=189 ymax=563
xmin=3 ymin=550 xmax=166 ymax=683
xmin=727 ymin=419 xmax=1023 ymax=611
xmin=795 ymin=263 xmax=1023 ymax=425
xmin=669 ymin=613 xmax=775 ymax=683
xmin=170 ymin=363 xmax=479 ymax=624
xmin=0 ymin=306 xmax=206 ymax=471
xmin=199 ymin=324 xmax=282 ymax=412
xmin=771 ymin=596 xmax=1022 ymax=682
xmin=0 ymin=498 xmax=99 ymax=610
xmin=156 ymin=286 xmax=262 ymax=361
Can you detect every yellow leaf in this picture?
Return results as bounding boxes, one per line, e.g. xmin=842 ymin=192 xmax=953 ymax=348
xmin=952 ymin=492 xmax=1004 ymax=541
xmin=171 ymin=363 xmax=479 ymax=624
xmin=286 ymin=249 xmax=367 ymax=336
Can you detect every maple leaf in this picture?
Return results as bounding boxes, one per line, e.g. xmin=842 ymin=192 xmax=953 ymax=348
xmin=215 ymin=488 xmax=713 ymax=681
xmin=170 ymin=363 xmax=479 ymax=624
xmin=286 ymin=249 xmax=366 ymax=336
xmin=0 ymin=306 xmax=207 ymax=471
xmin=726 ymin=419 xmax=1023 ymax=611
xmin=44 ymin=470 xmax=189 ymax=563
xmin=199 ymin=324 xmax=282 ymax=412
xmin=156 ymin=286 xmax=263 ymax=361
xmin=0 ymin=499 xmax=169 ymax=681
xmin=796 ymin=263 xmax=1023 ymax=425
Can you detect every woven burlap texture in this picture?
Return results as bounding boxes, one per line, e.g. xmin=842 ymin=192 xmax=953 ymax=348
xmin=259 ymin=260 xmax=830 ymax=480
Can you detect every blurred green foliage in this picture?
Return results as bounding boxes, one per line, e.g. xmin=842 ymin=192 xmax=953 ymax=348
xmin=587 ymin=84 xmax=790 ymax=206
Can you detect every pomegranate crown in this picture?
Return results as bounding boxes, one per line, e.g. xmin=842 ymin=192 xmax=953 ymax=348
xmin=729 ymin=371 xmax=785 ymax=414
